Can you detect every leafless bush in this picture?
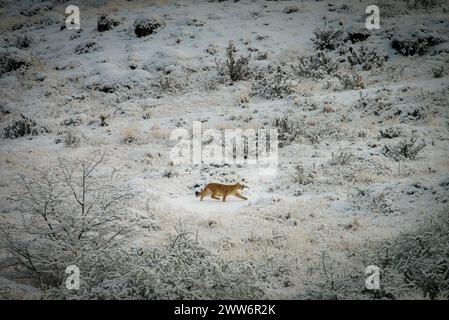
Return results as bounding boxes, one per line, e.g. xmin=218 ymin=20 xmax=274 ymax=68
xmin=0 ymin=152 xmax=133 ymax=288
xmin=347 ymin=46 xmax=388 ymax=71
xmin=215 ymin=41 xmax=251 ymax=82
xmin=302 ymin=251 xmax=365 ymax=300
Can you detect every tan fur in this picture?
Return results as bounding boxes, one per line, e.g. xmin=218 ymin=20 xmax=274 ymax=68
xmin=196 ymin=182 xmax=247 ymax=202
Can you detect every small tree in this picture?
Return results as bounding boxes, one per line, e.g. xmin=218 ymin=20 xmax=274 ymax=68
xmin=0 ymin=151 xmax=133 ymax=287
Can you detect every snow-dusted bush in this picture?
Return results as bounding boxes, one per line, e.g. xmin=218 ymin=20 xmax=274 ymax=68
xmin=331 ymin=148 xmax=355 ymax=166
xmin=44 ymin=232 xmax=264 ymax=299
xmin=432 ymin=65 xmax=444 ymax=78
xmin=283 ymin=5 xmax=300 ymax=14
xmin=0 ymin=152 xmax=133 ymax=288
xmin=3 ymin=34 xmax=33 ymax=49
xmin=347 ymin=46 xmax=388 ymax=71
xmin=75 ymin=41 xmax=103 ymax=54
xmin=312 ymin=26 xmax=346 ymax=51
xmin=392 ymin=29 xmax=443 ymax=56
xmin=293 ymin=164 xmax=315 ymax=185
xmin=121 ymin=127 xmax=143 ymax=144
xmin=3 ymin=114 xmax=49 ymax=139
xmin=335 ymin=71 xmax=364 ymax=90
xmin=382 ymin=136 xmax=426 ymax=161
xmin=379 ymin=127 xmax=402 ymax=139
xmin=354 ymin=91 xmax=393 ymax=117
xmin=0 ymin=47 xmax=31 ymax=75
xmin=133 ymin=16 xmax=165 ymax=38
xmin=97 ymin=14 xmax=121 ymax=32
xmin=303 ymin=208 xmax=449 ymax=300
xmin=151 ymin=69 xmax=189 ymax=96
xmin=62 ymin=129 xmax=82 ymax=148
xmin=292 ymin=51 xmax=338 ymax=79
xmin=406 ymin=0 xmax=446 ymax=9
xmin=252 ymin=64 xmax=296 ymax=99
xmin=272 ymin=116 xmax=300 ymax=146
xmin=215 ymin=41 xmax=251 ymax=82
xmin=383 ymin=213 xmax=449 ymax=298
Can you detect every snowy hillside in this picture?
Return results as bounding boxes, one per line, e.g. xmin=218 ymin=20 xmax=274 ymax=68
xmin=0 ymin=0 xmax=448 ymax=299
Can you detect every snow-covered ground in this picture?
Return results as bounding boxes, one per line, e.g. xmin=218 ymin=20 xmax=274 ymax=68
xmin=0 ymin=0 xmax=448 ymax=299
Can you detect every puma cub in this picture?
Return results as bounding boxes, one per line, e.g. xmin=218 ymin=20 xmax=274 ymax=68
xmin=195 ymin=182 xmax=247 ymax=202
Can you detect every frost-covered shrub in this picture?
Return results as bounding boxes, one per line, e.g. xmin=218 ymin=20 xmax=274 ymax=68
xmin=432 ymin=65 xmax=444 ymax=78
xmin=215 ymin=41 xmax=251 ymax=82
xmin=373 ymin=210 xmax=449 ymax=299
xmin=303 ymin=210 xmax=449 ymax=299
xmin=312 ymin=26 xmax=346 ymax=51
xmin=151 ymin=67 xmax=189 ymax=96
xmin=301 ymin=251 xmax=368 ymax=300
xmin=354 ymin=91 xmax=393 ymax=117
xmin=252 ymin=64 xmax=296 ymax=99
xmin=335 ymin=71 xmax=364 ymax=90
xmin=379 ymin=127 xmax=402 ymax=139
xmin=292 ymin=51 xmax=338 ymax=79
xmin=382 ymin=136 xmax=426 ymax=161
xmin=133 ymin=16 xmax=165 ymax=37
xmin=283 ymin=5 xmax=300 ymax=14
xmin=0 ymin=47 xmax=31 ymax=75
xmin=62 ymin=130 xmax=81 ymax=148
xmin=3 ymin=114 xmax=49 ymax=139
xmin=346 ymin=26 xmax=370 ymax=44
xmin=331 ymin=148 xmax=355 ymax=166
xmin=97 ymin=14 xmax=121 ymax=32
xmin=293 ymin=164 xmax=315 ymax=185
xmin=44 ymin=233 xmax=263 ymax=299
xmin=75 ymin=41 xmax=103 ymax=54
xmin=121 ymin=127 xmax=142 ymax=144
xmin=406 ymin=0 xmax=445 ymax=9
xmin=3 ymin=34 xmax=33 ymax=49
xmin=272 ymin=116 xmax=300 ymax=146
xmin=392 ymin=30 xmax=443 ymax=56
xmin=0 ymin=153 xmax=132 ymax=288
xmin=347 ymin=46 xmax=388 ymax=71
